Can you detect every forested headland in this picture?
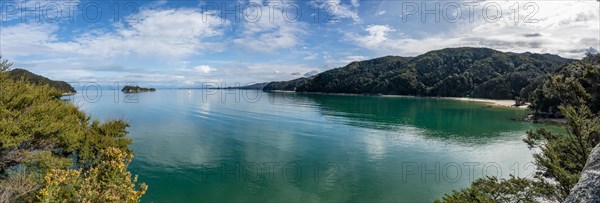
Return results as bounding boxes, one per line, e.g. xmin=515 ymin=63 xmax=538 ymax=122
xmin=0 ymin=58 xmax=147 ymax=202
xmin=264 ymin=47 xmax=600 ymax=118
xmin=6 ymin=68 xmax=76 ymax=94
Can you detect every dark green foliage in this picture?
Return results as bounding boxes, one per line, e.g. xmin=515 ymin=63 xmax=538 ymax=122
xmin=439 ymin=104 xmax=599 ymax=202
xmin=122 ymin=85 xmax=156 ymax=93
xmin=265 ymin=48 xmax=568 ymax=99
xmin=6 ymin=68 xmax=76 ymax=94
xmin=523 ymin=105 xmax=600 ymax=200
xmin=435 ymin=175 xmax=556 ymax=203
xmin=529 ymin=54 xmax=600 ymax=117
xmin=263 ymin=77 xmax=311 ymax=91
xmin=581 ymin=52 xmax=600 ymax=65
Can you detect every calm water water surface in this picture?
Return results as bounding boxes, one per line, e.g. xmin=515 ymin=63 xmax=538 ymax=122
xmin=66 ymin=89 xmax=551 ymax=202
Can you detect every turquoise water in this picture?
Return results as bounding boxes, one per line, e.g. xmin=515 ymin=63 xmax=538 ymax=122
xmin=65 ymin=89 xmax=548 ymax=202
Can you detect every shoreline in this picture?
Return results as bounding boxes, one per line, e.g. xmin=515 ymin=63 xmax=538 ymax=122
xmin=266 ymin=90 xmax=528 ymax=109
xmin=441 ymin=97 xmax=529 ymax=109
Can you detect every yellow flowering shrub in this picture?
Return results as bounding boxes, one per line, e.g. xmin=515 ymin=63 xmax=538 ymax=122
xmin=37 ymin=148 xmax=147 ymax=203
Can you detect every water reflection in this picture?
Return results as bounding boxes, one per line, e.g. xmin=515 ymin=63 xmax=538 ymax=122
xmin=66 ymin=90 xmax=540 ymax=202
xmin=295 ymin=93 xmax=531 ymax=140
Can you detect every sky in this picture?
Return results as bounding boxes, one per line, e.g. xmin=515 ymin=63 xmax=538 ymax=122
xmin=1 ymin=0 xmax=599 ymax=87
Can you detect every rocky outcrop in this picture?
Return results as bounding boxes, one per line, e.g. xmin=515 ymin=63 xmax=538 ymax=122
xmin=565 ymin=144 xmax=600 ymax=203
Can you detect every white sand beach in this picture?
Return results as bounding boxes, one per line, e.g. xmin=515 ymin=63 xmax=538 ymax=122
xmin=443 ymin=97 xmax=529 ymax=108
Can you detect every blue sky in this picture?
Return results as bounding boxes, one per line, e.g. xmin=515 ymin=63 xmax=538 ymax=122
xmin=1 ymin=0 xmax=599 ymax=87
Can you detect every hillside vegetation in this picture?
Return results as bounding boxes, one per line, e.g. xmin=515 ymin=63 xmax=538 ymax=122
xmin=6 ymin=68 xmax=76 ymax=94
xmin=529 ymin=53 xmax=600 ymax=117
xmin=264 ymin=47 xmax=571 ymax=99
xmin=0 ymin=58 xmax=146 ymax=202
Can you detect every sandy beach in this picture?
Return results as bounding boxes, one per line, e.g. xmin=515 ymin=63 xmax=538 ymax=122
xmin=268 ymin=91 xmax=529 ymax=109
xmin=442 ymin=97 xmax=529 ymax=108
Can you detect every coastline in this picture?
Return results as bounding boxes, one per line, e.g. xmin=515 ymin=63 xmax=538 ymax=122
xmin=441 ymin=97 xmax=528 ymax=109
xmin=381 ymin=95 xmax=528 ymax=109
xmin=266 ymin=90 xmax=528 ymax=109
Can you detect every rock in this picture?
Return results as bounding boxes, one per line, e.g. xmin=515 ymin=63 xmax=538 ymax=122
xmin=565 ymin=144 xmax=600 ymax=203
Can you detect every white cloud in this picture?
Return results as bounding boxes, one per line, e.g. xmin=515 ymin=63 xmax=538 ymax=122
xmin=0 ymin=23 xmax=60 ymax=57
xmin=303 ymin=52 xmax=318 ymax=60
xmin=233 ymin=1 xmax=307 ymax=52
xmin=0 ymin=0 xmax=81 ymax=22
xmin=76 ymin=8 xmax=229 ymax=57
xmin=1 ymin=8 xmax=229 ymax=59
xmin=322 ymin=53 xmax=368 ymax=68
xmin=348 ymin=25 xmax=394 ymax=48
xmin=194 ymin=65 xmax=215 ymax=74
xmin=0 ymin=7 xmax=232 ymax=84
xmin=310 ymin=0 xmax=361 ymax=23
xmin=350 ymin=0 xmax=359 ymax=8
xmin=346 ymin=55 xmax=366 ymax=62
xmin=347 ymin=1 xmax=600 ymax=58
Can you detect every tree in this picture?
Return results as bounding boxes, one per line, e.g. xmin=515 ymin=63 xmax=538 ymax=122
xmin=529 ymin=54 xmax=600 ymax=117
xmin=523 ymin=105 xmax=600 ymax=200
xmin=0 ymin=58 xmax=146 ymax=202
xmin=435 ymin=176 xmax=554 ymax=203
xmin=0 ymin=56 xmax=12 ymax=73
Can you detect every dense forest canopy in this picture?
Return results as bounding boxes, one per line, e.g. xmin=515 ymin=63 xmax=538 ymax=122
xmin=528 ymin=53 xmax=600 ymax=117
xmin=264 ymin=47 xmax=573 ymax=99
xmin=6 ymin=68 xmax=76 ymax=94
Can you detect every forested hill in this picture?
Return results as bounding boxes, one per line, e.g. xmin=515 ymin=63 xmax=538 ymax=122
xmin=7 ymin=68 xmax=76 ymax=94
xmin=263 ymin=47 xmax=573 ymax=99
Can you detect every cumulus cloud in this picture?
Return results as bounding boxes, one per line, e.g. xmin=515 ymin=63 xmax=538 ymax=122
xmin=232 ymin=1 xmax=308 ymax=52
xmin=310 ymin=0 xmax=361 ymax=23
xmin=0 ymin=23 xmax=63 ymax=57
xmin=347 ymin=1 xmax=600 ymax=58
xmin=1 ymin=8 xmax=229 ymax=59
xmin=0 ymin=7 xmax=231 ymax=83
xmin=76 ymin=8 xmax=229 ymax=57
xmin=194 ymin=65 xmax=215 ymax=74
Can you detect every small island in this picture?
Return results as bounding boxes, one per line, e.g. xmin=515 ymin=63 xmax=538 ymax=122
xmin=122 ymin=85 xmax=156 ymax=93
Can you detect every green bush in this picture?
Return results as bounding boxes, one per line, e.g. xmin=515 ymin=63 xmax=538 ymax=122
xmin=0 ymin=57 xmax=146 ymax=202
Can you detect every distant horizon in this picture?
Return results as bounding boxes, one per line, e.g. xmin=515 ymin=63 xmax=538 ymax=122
xmin=14 ymin=45 xmax=591 ymax=89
